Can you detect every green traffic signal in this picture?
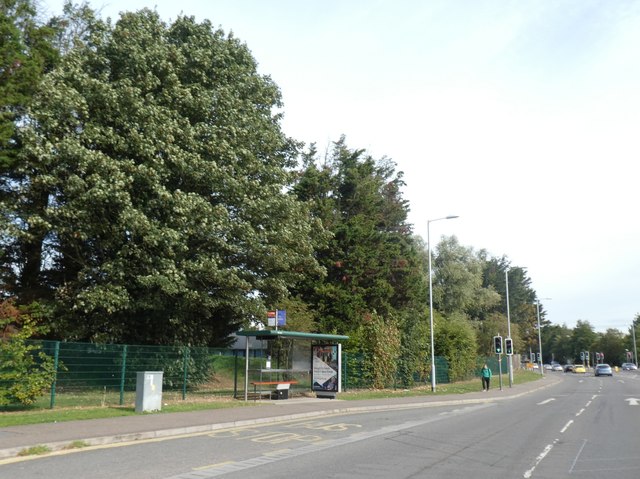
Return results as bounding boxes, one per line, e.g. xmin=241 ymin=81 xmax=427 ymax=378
xmin=505 ymin=337 xmax=513 ymax=355
xmin=494 ymin=336 xmax=503 ymax=354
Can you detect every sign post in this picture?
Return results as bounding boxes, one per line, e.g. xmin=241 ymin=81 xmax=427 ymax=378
xmin=267 ymin=310 xmax=287 ymax=330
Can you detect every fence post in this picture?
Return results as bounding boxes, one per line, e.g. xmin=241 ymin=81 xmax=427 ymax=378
xmin=119 ymin=344 xmax=128 ymax=405
xmin=233 ymin=350 xmax=238 ymax=399
xmin=182 ymin=346 xmax=190 ymax=400
xmin=49 ymin=341 xmax=60 ymax=409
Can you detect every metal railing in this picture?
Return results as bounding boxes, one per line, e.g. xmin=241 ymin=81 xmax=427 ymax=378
xmin=0 ymin=340 xmax=509 ymax=408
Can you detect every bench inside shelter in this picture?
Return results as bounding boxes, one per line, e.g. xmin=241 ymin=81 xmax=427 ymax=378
xmin=250 ymin=380 xmax=298 ymax=400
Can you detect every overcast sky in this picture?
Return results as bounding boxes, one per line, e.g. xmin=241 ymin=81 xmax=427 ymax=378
xmin=45 ymin=1 xmax=640 ymax=333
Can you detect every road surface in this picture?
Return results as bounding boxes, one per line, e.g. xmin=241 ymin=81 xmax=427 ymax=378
xmin=2 ymin=372 xmax=639 ymax=478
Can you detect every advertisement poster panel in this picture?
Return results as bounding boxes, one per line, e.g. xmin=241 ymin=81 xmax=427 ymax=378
xmin=312 ymin=344 xmax=339 ymax=392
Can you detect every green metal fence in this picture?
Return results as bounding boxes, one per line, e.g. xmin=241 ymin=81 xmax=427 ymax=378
xmin=0 ymin=340 xmax=509 ymax=408
xmin=34 ymin=340 xmax=241 ymax=408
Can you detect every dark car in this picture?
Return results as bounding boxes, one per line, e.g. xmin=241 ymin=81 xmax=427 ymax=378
xmin=595 ymin=364 xmax=613 ymax=376
xmin=564 ymin=364 xmax=575 ymax=373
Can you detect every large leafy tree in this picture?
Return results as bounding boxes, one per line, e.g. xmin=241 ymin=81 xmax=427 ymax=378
xmin=480 ymin=255 xmax=540 ymax=349
xmin=431 ymin=236 xmax=500 ymax=317
xmin=0 ymin=0 xmax=59 ymax=169
xmin=293 ymin=137 xmax=424 ymax=334
xmin=1 ymin=0 xmax=61 ymax=300
xmin=569 ymin=320 xmax=598 ymax=363
xmin=3 ymin=9 xmax=321 ymax=345
xmin=474 ymin=312 xmax=522 ymax=357
xmin=293 ymin=138 xmax=426 ymax=382
xmin=629 ymin=313 xmax=640 ymax=364
xmin=482 ymin=256 xmax=537 ymax=321
xmin=594 ymin=328 xmax=626 ymax=366
xmin=541 ymin=323 xmax=573 ymax=364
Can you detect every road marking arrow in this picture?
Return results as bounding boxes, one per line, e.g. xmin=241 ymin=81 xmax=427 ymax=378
xmin=537 ymin=398 xmax=556 ymax=405
xmin=625 ymin=398 xmax=640 ymax=406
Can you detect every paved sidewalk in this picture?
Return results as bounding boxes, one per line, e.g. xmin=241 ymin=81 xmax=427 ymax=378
xmin=0 ymin=375 xmax=559 ymax=460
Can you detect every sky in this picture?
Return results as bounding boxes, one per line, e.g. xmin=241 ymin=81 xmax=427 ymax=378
xmin=44 ymin=0 xmax=640 ymax=333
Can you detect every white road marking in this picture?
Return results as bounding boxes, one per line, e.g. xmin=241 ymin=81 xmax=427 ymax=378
xmin=569 ymin=439 xmax=588 ymax=473
xmin=576 ymin=408 xmax=585 ymax=416
xmin=523 ymin=440 xmax=557 ymax=478
xmin=560 ymin=420 xmax=574 ymax=433
xmin=167 ymin=404 xmax=494 ymax=478
xmin=625 ymin=398 xmax=640 ymax=406
xmin=537 ymin=398 xmax=555 ymax=405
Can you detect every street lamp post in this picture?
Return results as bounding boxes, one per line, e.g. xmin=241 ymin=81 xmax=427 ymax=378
xmin=535 ymin=298 xmax=551 ymax=376
xmin=505 ymin=270 xmax=513 ymax=387
xmin=428 ymin=215 xmax=459 ymax=392
xmin=632 ymin=322 xmax=638 ymax=367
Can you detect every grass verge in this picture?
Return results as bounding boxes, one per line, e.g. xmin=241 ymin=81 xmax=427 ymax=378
xmin=1 ymin=370 xmax=545 ymax=427
xmin=338 ymin=369 xmax=543 ymax=400
xmin=0 ymin=398 xmax=256 ymax=428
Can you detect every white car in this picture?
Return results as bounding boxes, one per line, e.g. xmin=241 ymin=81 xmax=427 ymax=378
xmin=552 ymin=364 xmax=563 ymax=371
xmin=621 ymin=362 xmax=638 ymax=371
xmin=595 ymin=364 xmax=613 ymax=376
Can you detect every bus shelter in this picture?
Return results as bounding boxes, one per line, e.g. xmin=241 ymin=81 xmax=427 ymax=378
xmin=235 ymin=330 xmax=349 ymax=401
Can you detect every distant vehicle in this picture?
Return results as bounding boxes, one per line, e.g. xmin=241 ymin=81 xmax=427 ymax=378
xmin=573 ymin=364 xmax=586 ymax=373
xmin=552 ymin=364 xmax=563 ymax=371
xmin=621 ymin=363 xmax=638 ymax=371
xmin=564 ymin=364 xmax=575 ymax=373
xmin=543 ymin=363 xmax=553 ymax=370
xmin=595 ymin=364 xmax=613 ymax=376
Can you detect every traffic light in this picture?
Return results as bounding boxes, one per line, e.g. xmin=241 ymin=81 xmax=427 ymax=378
xmin=493 ymin=336 xmax=503 ymax=355
xmin=505 ymin=337 xmax=513 ymax=355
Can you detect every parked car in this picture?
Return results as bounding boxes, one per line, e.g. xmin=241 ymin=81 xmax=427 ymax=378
xmin=564 ymin=364 xmax=575 ymax=372
xmin=595 ymin=364 xmax=613 ymax=376
xmin=621 ymin=362 xmax=638 ymax=371
xmin=573 ymin=364 xmax=586 ymax=373
xmin=552 ymin=363 xmax=563 ymax=371
xmin=543 ymin=363 xmax=553 ymax=370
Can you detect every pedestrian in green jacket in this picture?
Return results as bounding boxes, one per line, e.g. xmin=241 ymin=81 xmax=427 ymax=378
xmin=481 ymin=364 xmax=492 ymax=391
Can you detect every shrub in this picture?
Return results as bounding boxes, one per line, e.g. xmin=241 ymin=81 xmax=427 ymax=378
xmin=0 ymin=300 xmax=57 ymax=406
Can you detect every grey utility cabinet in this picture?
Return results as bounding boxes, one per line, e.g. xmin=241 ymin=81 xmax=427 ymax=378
xmin=135 ymin=371 xmax=163 ymax=413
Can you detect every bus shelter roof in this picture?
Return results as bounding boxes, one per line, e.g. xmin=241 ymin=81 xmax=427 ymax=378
xmin=236 ymin=330 xmax=349 ymax=341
